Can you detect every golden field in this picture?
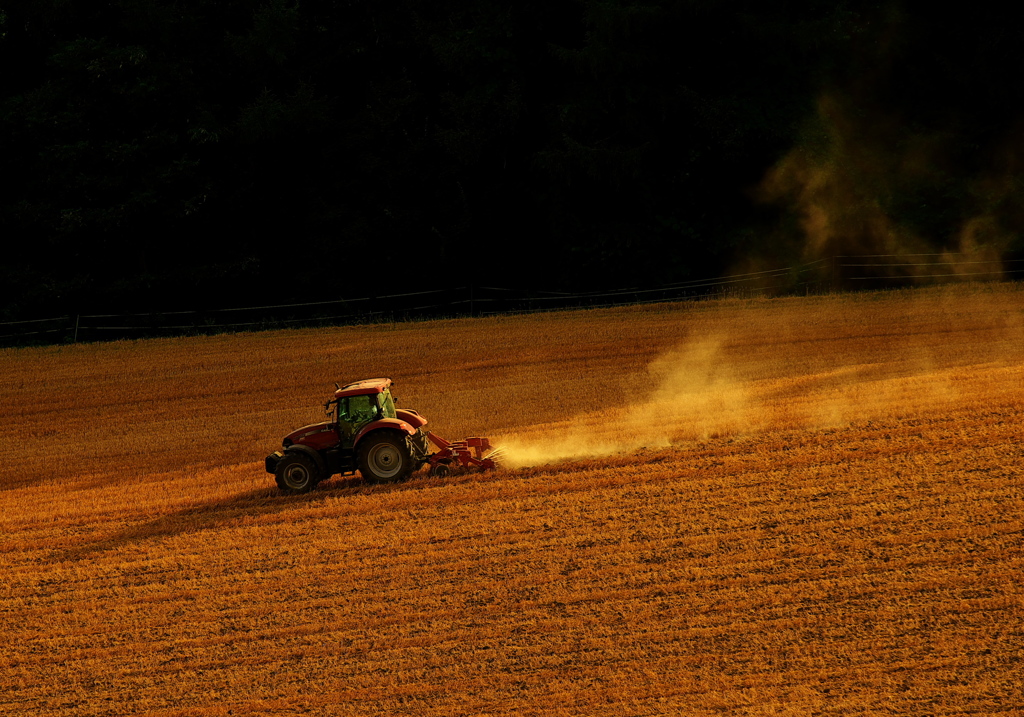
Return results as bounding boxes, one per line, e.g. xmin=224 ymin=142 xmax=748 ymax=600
xmin=1 ymin=284 xmax=1022 ymax=716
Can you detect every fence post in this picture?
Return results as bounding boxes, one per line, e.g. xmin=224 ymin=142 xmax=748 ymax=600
xmin=73 ymin=315 xmax=80 ymax=343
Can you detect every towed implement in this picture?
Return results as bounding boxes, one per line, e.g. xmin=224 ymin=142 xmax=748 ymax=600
xmin=265 ymin=378 xmax=501 ymax=493
xmin=424 ymin=434 xmax=501 ymax=478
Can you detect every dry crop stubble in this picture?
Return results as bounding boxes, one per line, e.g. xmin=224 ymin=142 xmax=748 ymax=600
xmin=0 ymin=283 xmax=1022 ymax=715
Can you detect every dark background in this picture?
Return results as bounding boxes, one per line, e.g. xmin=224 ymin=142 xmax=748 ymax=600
xmin=4 ymin=1 xmax=1024 ymax=323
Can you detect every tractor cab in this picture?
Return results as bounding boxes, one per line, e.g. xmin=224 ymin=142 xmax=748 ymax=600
xmin=328 ymin=381 xmax=399 ymax=445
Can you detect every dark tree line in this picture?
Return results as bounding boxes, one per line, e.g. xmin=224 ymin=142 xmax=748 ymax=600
xmin=2 ymin=1 xmax=1023 ymax=322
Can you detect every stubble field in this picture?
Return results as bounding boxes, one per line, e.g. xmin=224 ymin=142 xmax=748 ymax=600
xmin=1 ymin=284 xmax=1022 ymax=716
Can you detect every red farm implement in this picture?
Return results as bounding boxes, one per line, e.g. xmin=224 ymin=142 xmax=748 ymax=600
xmin=425 ymin=434 xmax=503 ymax=478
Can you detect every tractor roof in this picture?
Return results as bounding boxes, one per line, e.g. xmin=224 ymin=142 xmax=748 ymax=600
xmin=334 ymin=377 xmax=392 ymax=399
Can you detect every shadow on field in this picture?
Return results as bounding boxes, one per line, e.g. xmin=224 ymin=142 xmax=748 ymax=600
xmin=57 ymin=479 xmax=353 ymax=560
xmin=2 ymin=476 xmax=47 ymax=493
xmin=56 ymin=448 xmax=686 ymax=561
xmin=57 ymin=468 xmax=519 ymax=560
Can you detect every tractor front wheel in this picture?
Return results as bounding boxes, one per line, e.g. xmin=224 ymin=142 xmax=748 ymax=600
xmin=358 ymin=432 xmax=413 ymax=484
xmin=275 ymin=452 xmax=321 ymax=494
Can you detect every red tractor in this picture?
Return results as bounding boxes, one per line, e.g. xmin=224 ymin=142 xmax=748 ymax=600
xmin=266 ymin=377 xmax=498 ymax=493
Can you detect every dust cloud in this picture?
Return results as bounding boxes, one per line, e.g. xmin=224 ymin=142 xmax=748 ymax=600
xmin=495 ymin=292 xmax=1024 ymax=468
xmin=755 ymin=92 xmax=1016 ymax=284
xmin=497 ymin=338 xmax=750 ymax=467
xmin=495 ymin=339 xmax=950 ymax=468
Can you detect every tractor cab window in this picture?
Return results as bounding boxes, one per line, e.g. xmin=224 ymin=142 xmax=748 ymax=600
xmin=379 ymin=390 xmax=397 ymax=419
xmin=337 ymin=394 xmax=381 ymax=429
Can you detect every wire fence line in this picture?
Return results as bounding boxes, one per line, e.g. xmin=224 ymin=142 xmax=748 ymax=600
xmin=2 ymin=253 xmax=1022 ymax=346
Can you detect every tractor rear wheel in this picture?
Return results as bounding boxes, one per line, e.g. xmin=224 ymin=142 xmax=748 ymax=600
xmin=410 ymin=428 xmax=431 ymax=469
xmin=358 ymin=431 xmax=413 ymax=484
xmin=275 ymin=452 xmax=321 ymax=494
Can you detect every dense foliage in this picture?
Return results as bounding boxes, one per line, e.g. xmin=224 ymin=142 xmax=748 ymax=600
xmin=3 ymin=2 xmax=1023 ymax=319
